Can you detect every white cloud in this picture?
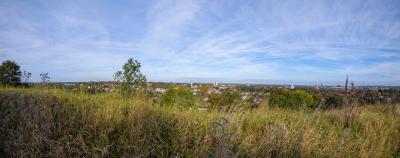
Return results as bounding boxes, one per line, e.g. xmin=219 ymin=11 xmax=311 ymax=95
xmin=0 ymin=0 xmax=399 ymax=85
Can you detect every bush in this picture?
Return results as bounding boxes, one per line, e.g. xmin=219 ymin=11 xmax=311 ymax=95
xmin=324 ymin=93 xmax=343 ymax=108
xmin=362 ymin=90 xmax=379 ymax=104
xmin=269 ymin=89 xmax=318 ymax=109
xmin=0 ymin=88 xmax=399 ymax=157
xmin=208 ymin=91 xmax=241 ymax=111
xmin=161 ymin=87 xmax=195 ymax=108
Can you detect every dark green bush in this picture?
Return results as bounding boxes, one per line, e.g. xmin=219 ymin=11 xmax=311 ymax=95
xmin=208 ymin=91 xmax=241 ymax=111
xmin=0 ymin=60 xmax=22 ymax=86
xmin=161 ymin=87 xmax=195 ymax=108
xmin=324 ymin=93 xmax=343 ymax=108
xmin=269 ymin=89 xmax=318 ymax=109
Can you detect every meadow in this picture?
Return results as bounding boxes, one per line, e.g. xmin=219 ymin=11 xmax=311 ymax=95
xmin=1 ymin=87 xmax=399 ymax=157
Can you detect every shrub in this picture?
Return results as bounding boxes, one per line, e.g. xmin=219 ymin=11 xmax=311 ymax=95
xmin=324 ymin=93 xmax=343 ymax=108
xmin=0 ymin=88 xmax=399 ymax=157
xmin=362 ymin=90 xmax=379 ymax=104
xmin=208 ymin=91 xmax=241 ymax=111
xmin=269 ymin=89 xmax=318 ymax=109
xmin=161 ymin=87 xmax=195 ymax=108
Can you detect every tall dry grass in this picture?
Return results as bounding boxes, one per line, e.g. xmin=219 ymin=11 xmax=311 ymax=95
xmin=0 ymin=87 xmax=399 ymax=157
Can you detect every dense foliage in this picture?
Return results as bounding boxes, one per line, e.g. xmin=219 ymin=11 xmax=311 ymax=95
xmin=0 ymin=60 xmax=21 ymax=86
xmin=269 ymin=89 xmax=319 ymax=109
xmin=323 ymin=92 xmax=344 ymax=108
xmin=0 ymin=88 xmax=399 ymax=157
xmin=208 ymin=91 xmax=241 ymax=111
xmin=161 ymin=87 xmax=195 ymax=108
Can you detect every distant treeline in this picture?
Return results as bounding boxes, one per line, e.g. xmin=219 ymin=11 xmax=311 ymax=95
xmin=1 ymin=59 xmax=399 ymax=111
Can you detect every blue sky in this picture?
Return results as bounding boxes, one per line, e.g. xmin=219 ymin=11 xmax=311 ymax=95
xmin=0 ymin=0 xmax=400 ymax=85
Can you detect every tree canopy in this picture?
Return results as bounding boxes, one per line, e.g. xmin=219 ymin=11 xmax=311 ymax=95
xmin=114 ymin=58 xmax=147 ymax=95
xmin=0 ymin=60 xmax=22 ymax=86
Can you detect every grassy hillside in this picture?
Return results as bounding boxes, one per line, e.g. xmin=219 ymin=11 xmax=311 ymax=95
xmin=1 ymin=88 xmax=399 ymax=157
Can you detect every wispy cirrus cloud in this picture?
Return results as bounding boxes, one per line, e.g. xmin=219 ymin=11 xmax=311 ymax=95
xmin=0 ymin=0 xmax=399 ymax=85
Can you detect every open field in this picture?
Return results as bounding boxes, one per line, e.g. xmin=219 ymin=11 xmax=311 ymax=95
xmin=1 ymin=87 xmax=399 ymax=157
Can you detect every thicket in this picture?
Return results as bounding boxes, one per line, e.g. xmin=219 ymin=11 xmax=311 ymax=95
xmin=208 ymin=91 xmax=241 ymax=111
xmin=0 ymin=88 xmax=399 ymax=157
xmin=161 ymin=87 xmax=195 ymax=108
xmin=269 ymin=89 xmax=319 ymax=110
xmin=323 ymin=92 xmax=344 ymax=108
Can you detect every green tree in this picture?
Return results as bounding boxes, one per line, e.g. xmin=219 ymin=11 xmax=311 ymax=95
xmin=269 ymin=89 xmax=318 ymax=110
xmin=0 ymin=60 xmax=22 ymax=86
xmin=324 ymin=93 xmax=343 ymax=108
xmin=114 ymin=58 xmax=147 ymax=96
xmin=208 ymin=91 xmax=241 ymax=111
xmin=161 ymin=87 xmax=195 ymax=108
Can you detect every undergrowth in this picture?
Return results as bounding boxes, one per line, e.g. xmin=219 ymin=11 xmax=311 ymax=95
xmin=0 ymin=87 xmax=399 ymax=157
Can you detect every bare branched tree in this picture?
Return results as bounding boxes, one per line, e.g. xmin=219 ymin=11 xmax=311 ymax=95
xmin=22 ymin=71 xmax=31 ymax=85
xmin=113 ymin=70 xmax=123 ymax=83
xmin=40 ymin=73 xmax=50 ymax=86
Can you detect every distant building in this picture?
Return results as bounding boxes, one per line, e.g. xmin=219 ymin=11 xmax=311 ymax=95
xmin=242 ymin=95 xmax=248 ymax=101
xmin=154 ymin=88 xmax=166 ymax=93
xmin=208 ymin=87 xmax=221 ymax=94
xmin=290 ymin=84 xmax=295 ymax=90
xmin=214 ymin=82 xmax=218 ymax=87
xmin=192 ymin=88 xmax=199 ymax=95
xmin=219 ymin=84 xmax=228 ymax=90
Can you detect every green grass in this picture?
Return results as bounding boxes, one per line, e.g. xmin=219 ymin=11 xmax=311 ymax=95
xmin=0 ymin=87 xmax=399 ymax=157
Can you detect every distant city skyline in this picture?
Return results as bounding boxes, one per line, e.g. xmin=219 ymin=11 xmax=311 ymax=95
xmin=1 ymin=0 xmax=399 ymax=85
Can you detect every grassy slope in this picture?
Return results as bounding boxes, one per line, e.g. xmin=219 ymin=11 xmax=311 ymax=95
xmin=0 ymin=87 xmax=399 ymax=157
